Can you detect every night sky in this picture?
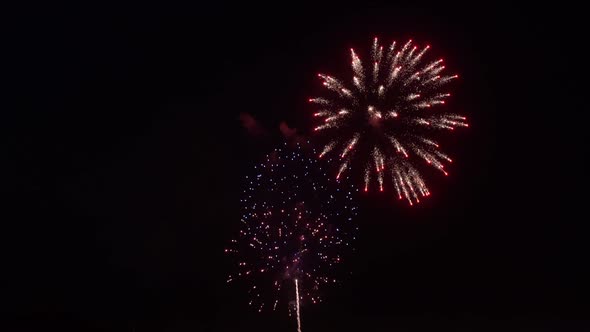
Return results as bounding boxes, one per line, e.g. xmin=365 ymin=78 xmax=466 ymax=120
xmin=4 ymin=3 xmax=585 ymax=331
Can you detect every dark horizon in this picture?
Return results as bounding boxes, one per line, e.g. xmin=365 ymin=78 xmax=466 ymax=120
xmin=3 ymin=3 xmax=585 ymax=331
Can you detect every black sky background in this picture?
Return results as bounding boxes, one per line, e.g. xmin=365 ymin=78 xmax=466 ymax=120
xmin=3 ymin=3 xmax=586 ymax=331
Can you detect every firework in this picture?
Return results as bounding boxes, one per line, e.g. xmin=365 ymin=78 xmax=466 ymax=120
xmin=310 ymin=38 xmax=468 ymax=205
xmin=225 ymin=142 xmax=358 ymax=315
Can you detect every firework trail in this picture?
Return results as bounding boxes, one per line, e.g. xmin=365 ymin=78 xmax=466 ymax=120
xmin=295 ymin=279 xmax=302 ymax=332
xmin=225 ymin=142 xmax=358 ymax=316
xmin=310 ymin=38 xmax=468 ymax=205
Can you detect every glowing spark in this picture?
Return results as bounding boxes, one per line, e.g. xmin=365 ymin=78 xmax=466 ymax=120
xmin=340 ymin=136 xmax=358 ymax=158
xmin=319 ymin=142 xmax=335 ymax=158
